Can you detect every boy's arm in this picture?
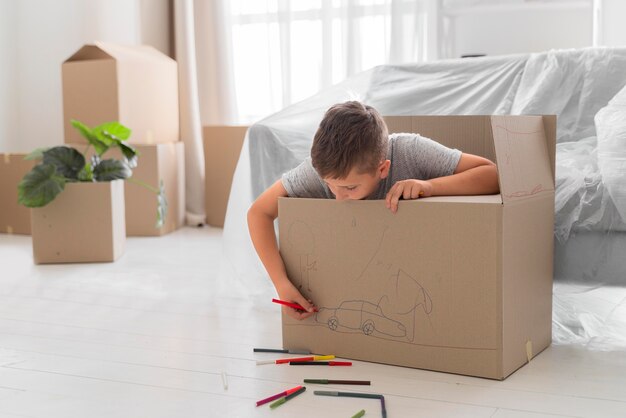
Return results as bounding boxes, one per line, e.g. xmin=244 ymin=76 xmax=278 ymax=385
xmin=430 ymin=153 xmax=499 ymax=195
xmin=386 ymin=153 xmax=499 ymax=213
xmin=247 ymin=180 xmax=316 ymax=320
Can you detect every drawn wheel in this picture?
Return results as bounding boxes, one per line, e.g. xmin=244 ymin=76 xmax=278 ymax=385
xmin=328 ymin=317 xmax=339 ymax=331
xmin=362 ymin=320 xmax=375 ymax=336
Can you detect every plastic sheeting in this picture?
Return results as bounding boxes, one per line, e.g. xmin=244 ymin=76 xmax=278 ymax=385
xmin=220 ymin=47 xmax=626 ymax=350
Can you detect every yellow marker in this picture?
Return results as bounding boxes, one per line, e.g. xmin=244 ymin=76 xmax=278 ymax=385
xmin=257 ymin=354 xmax=335 ymax=365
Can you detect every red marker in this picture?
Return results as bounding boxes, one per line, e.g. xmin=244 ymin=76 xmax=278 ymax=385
xmin=257 ymin=355 xmax=334 ymax=365
xmin=256 ymin=385 xmax=303 ymax=407
xmin=272 ymin=298 xmax=318 ymax=312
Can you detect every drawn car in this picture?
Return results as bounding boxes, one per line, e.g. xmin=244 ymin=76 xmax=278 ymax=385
xmin=315 ymin=300 xmax=407 ymax=338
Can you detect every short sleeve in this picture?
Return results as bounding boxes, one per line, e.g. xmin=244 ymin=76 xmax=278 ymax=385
xmin=391 ymin=134 xmax=462 ymax=180
xmin=281 ymin=157 xmax=331 ymax=198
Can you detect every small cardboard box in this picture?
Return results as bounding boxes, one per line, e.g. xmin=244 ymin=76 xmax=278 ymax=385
xmin=0 ymin=154 xmax=36 ymax=234
xmin=203 ymin=126 xmax=247 ymax=227
xmin=278 ymin=115 xmax=556 ymax=380
xmin=68 ymin=142 xmax=185 ymax=236
xmin=62 ymin=42 xmax=179 ymax=145
xmin=31 ymin=180 xmax=126 ymax=264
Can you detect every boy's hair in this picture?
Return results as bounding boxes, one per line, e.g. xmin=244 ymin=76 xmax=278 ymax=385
xmin=311 ymin=101 xmax=389 ymax=179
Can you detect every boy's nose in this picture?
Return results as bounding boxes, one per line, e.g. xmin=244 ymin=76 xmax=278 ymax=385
xmin=335 ymin=193 xmax=348 ymax=201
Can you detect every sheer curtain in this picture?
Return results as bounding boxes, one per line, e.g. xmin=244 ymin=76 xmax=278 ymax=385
xmin=196 ymin=0 xmax=434 ymax=299
xmin=195 ymin=0 xmax=432 ymax=126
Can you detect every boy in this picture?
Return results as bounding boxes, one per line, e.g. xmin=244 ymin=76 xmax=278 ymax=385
xmin=248 ymin=101 xmax=499 ymax=320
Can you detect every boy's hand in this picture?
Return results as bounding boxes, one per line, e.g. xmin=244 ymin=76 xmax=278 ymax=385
xmin=386 ymin=179 xmax=433 ymax=214
xmin=277 ymin=280 xmax=317 ymax=321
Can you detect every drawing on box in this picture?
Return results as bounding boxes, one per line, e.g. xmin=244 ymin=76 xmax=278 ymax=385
xmin=286 ymin=217 xmax=434 ymax=344
xmin=316 ymin=300 xmax=407 ymax=338
xmin=314 ymin=269 xmax=433 ymax=342
xmin=287 ymin=221 xmax=317 ymax=292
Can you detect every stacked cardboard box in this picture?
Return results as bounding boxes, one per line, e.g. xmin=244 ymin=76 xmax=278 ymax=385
xmin=203 ymin=126 xmax=247 ymax=227
xmin=0 ymin=154 xmax=36 ymax=234
xmin=32 ymin=180 xmax=126 ymax=264
xmin=62 ymin=42 xmax=185 ymax=236
xmin=279 ymin=115 xmax=556 ymax=380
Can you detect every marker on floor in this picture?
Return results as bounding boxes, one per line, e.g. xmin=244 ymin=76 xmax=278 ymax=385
xmin=351 ymin=410 xmax=366 ymax=418
xmin=314 ymin=391 xmax=386 ymax=418
xmin=253 ymin=347 xmax=311 ymax=355
xmin=289 ymin=361 xmax=352 ymax=366
xmin=221 ymin=371 xmax=228 ymax=390
xmin=304 ymin=379 xmax=370 ymax=385
xmin=269 ymin=386 xmax=307 ymax=409
xmin=256 ymin=385 xmax=303 ymax=407
xmin=256 ymin=355 xmax=334 ymax=365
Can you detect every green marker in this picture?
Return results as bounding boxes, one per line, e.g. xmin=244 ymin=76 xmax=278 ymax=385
xmin=269 ymin=386 xmax=306 ymax=409
xmin=351 ymin=409 xmax=366 ymax=418
xmin=314 ymin=390 xmax=382 ymax=399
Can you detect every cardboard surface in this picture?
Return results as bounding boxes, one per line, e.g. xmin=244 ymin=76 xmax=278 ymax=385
xmin=0 ymin=154 xmax=36 ymax=234
xmin=68 ymin=142 xmax=185 ymax=236
xmin=62 ymin=42 xmax=179 ymax=145
xmin=278 ymin=115 xmax=556 ymax=380
xmin=203 ymin=126 xmax=247 ymax=227
xmin=31 ymin=180 xmax=126 ymax=264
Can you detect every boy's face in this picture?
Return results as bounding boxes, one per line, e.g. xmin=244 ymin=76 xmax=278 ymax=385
xmin=323 ymin=160 xmax=390 ymax=201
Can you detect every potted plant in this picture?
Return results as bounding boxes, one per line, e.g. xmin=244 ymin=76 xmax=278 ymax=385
xmin=18 ymin=120 xmax=167 ymax=264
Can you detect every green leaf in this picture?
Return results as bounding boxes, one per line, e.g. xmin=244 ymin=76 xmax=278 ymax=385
xmin=118 ymin=141 xmax=138 ymax=168
xmin=42 ymin=146 xmax=85 ymax=180
xmin=78 ymin=162 xmax=94 ymax=182
xmin=93 ymin=159 xmax=131 ymax=181
xmin=96 ymin=122 xmax=131 ymax=141
xmin=18 ymin=163 xmax=66 ymax=207
xmin=71 ymin=119 xmax=109 ymax=155
xmin=155 ymin=180 xmax=168 ymax=228
xmin=24 ymin=147 xmax=48 ymax=161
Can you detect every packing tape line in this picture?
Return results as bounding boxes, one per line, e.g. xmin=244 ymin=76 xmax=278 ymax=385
xmin=7 ymin=225 xmax=14 ymax=235
xmin=526 ymin=340 xmax=533 ymax=362
xmin=3 ymin=154 xmax=10 ymax=164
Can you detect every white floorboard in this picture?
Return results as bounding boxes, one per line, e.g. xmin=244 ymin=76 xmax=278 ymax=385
xmin=1 ymin=227 xmax=625 ymax=418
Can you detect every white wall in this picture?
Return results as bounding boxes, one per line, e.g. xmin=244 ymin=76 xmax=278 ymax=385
xmin=598 ymin=0 xmax=626 ymax=46
xmin=441 ymin=1 xmax=594 ymax=58
xmin=0 ymin=0 xmax=18 ymax=152
xmin=0 ymin=0 xmax=169 ymax=153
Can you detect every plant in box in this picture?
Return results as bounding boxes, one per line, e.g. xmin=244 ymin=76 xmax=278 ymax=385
xmin=19 ymin=120 xmax=167 ymax=224
xmin=18 ymin=120 xmax=167 ymax=263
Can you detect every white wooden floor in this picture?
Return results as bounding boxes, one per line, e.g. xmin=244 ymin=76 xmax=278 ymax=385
xmin=1 ymin=227 xmax=625 ymax=418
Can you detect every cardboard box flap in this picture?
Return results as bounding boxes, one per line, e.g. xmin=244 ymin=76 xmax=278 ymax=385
xmin=65 ymin=42 xmax=174 ymax=64
xmin=491 ymin=116 xmax=554 ymax=204
xmin=65 ymin=44 xmax=114 ymax=62
xmin=94 ymin=41 xmax=175 ymax=64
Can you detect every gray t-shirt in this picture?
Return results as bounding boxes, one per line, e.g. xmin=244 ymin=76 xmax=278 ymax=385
xmin=282 ymin=133 xmax=462 ymax=199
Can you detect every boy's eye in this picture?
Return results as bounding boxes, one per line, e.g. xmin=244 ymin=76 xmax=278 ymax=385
xmin=346 ymin=186 xmax=357 ymax=191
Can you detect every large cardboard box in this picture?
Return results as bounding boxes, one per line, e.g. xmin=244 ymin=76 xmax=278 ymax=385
xmin=278 ymin=115 xmax=556 ymax=380
xmin=203 ymin=126 xmax=247 ymax=227
xmin=68 ymin=142 xmax=185 ymax=236
xmin=62 ymin=42 xmax=179 ymax=145
xmin=0 ymin=154 xmax=36 ymax=234
xmin=31 ymin=180 xmax=126 ymax=264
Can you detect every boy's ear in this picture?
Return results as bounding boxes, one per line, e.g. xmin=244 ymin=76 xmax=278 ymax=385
xmin=379 ymin=159 xmax=391 ymax=179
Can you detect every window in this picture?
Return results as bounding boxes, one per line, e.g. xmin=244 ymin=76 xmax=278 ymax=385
xmin=226 ymin=0 xmax=429 ymax=123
